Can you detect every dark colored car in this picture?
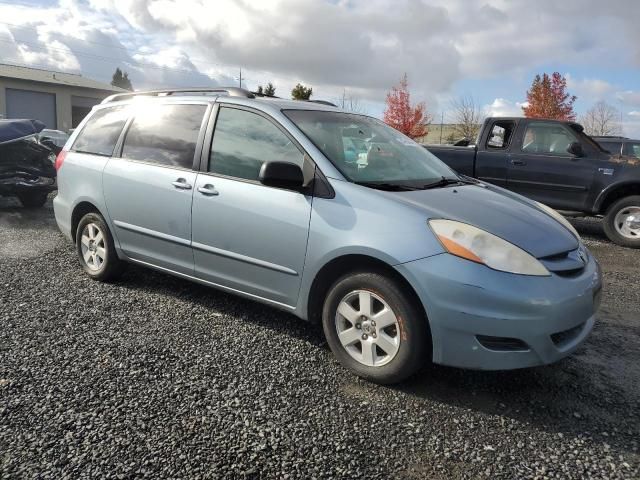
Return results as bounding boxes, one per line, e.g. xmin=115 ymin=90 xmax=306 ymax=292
xmin=592 ymin=136 xmax=640 ymax=159
xmin=0 ymin=119 xmax=57 ymax=208
xmin=38 ymin=129 xmax=70 ymax=155
xmin=426 ymin=117 xmax=640 ymax=248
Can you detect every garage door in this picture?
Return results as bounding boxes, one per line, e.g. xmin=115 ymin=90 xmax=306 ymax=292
xmin=6 ymin=88 xmax=57 ymax=128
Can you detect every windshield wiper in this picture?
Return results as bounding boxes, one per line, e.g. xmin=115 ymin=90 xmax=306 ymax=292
xmin=422 ymin=176 xmax=474 ymax=189
xmin=354 ymin=181 xmax=420 ymax=191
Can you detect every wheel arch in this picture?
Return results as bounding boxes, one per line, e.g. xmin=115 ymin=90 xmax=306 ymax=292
xmin=595 ymin=182 xmax=640 ymax=215
xmin=70 ymin=200 xmax=106 ymax=243
xmin=305 ymin=253 xmax=432 ymax=340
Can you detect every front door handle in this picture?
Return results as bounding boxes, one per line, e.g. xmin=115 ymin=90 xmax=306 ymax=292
xmin=197 ymin=184 xmax=219 ymax=196
xmin=511 ymin=159 xmax=526 ymax=166
xmin=172 ymin=178 xmax=192 ymax=190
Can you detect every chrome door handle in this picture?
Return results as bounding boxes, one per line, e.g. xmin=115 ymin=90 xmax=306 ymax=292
xmin=172 ymin=178 xmax=192 ymax=189
xmin=197 ymin=184 xmax=219 ymax=196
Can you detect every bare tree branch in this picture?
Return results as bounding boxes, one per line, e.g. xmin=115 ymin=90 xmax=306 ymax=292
xmin=336 ymin=89 xmax=368 ymax=114
xmin=580 ymin=101 xmax=621 ymax=136
xmin=449 ymin=95 xmax=484 ymax=142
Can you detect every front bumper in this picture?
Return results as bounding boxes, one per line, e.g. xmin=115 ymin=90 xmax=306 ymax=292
xmin=395 ymin=249 xmax=602 ymax=370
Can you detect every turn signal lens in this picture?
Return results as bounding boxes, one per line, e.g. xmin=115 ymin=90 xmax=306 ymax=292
xmin=429 ymin=219 xmax=550 ymax=276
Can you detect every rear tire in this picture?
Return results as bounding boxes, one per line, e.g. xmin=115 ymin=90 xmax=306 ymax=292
xmin=17 ymin=192 xmax=48 ymax=208
xmin=603 ymin=195 xmax=640 ymax=248
xmin=75 ymin=212 xmax=125 ymax=281
xmin=322 ymin=271 xmax=430 ymax=384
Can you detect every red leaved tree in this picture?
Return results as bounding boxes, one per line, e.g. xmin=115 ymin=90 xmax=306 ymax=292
xmin=522 ymin=72 xmax=577 ymax=120
xmin=383 ymin=74 xmax=430 ymax=139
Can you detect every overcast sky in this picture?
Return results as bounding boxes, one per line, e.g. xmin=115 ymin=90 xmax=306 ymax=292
xmin=1 ymin=0 xmax=640 ymax=135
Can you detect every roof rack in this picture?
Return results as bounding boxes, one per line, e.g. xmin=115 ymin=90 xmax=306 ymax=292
xmin=101 ymin=87 xmax=255 ymax=104
xmin=305 ymin=99 xmax=338 ymax=107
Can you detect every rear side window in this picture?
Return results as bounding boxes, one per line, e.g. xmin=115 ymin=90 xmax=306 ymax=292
xmin=209 ymin=107 xmax=303 ymax=181
xmin=486 ymin=121 xmax=515 ymax=149
xmin=122 ymin=104 xmax=207 ymax=169
xmin=72 ymin=107 xmax=128 ymax=156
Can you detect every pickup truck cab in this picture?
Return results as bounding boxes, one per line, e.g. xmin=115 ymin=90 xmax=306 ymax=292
xmin=426 ymin=117 xmax=640 ymax=247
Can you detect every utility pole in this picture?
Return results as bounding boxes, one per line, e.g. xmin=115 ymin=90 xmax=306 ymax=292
xmin=619 ymin=98 xmax=624 ymax=136
xmin=238 ymin=68 xmax=242 ymax=88
xmin=439 ymin=111 xmax=444 ymax=144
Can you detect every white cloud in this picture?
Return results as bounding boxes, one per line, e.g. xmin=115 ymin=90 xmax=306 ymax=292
xmin=0 ymin=0 xmax=639 ymax=114
xmin=484 ymin=98 xmax=527 ymax=117
xmin=566 ymin=74 xmax=615 ymax=101
xmin=617 ymin=91 xmax=640 ymax=109
xmin=629 ymin=111 xmax=640 ymax=117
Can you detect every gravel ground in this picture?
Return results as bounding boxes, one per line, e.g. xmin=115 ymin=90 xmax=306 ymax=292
xmin=1 ymin=196 xmax=639 ymax=479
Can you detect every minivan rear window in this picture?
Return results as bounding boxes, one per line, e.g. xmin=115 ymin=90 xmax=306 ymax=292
xmin=71 ymin=107 xmax=128 ymax=156
xmin=121 ymin=104 xmax=207 ymax=169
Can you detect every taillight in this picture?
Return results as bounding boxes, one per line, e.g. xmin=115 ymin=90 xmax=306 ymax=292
xmin=54 ymin=150 xmax=67 ymax=171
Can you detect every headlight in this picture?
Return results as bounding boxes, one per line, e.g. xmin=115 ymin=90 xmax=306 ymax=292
xmin=534 ymin=201 xmax=580 ymax=239
xmin=429 ymin=219 xmax=550 ymax=276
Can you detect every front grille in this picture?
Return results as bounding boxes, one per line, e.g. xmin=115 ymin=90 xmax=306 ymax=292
xmin=550 ymin=322 xmax=585 ymax=347
xmin=539 ymin=248 xmax=587 ymax=276
xmin=476 ymin=335 xmax=530 ymax=352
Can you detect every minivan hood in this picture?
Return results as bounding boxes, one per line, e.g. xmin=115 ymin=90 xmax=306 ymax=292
xmin=389 ymin=184 xmax=578 ymax=258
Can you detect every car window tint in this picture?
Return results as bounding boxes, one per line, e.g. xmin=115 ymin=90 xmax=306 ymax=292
xmin=209 ymin=107 xmax=303 ymax=181
xmin=625 ymin=143 xmax=640 ymax=159
xmin=486 ymin=121 xmax=515 ymax=149
xmin=521 ymin=122 xmax=577 ymax=155
xmin=122 ymin=104 xmax=207 ymax=169
xmin=72 ymin=107 xmax=128 ymax=156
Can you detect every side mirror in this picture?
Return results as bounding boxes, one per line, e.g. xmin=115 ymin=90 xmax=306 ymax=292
xmin=567 ymin=142 xmax=584 ymax=157
xmin=259 ymin=161 xmax=304 ymax=190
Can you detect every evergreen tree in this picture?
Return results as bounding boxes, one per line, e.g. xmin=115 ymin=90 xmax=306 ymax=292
xmin=111 ymin=68 xmax=133 ymax=91
xmin=291 ymin=83 xmax=312 ymax=100
xmin=264 ymin=82 xmax=276 ymax=97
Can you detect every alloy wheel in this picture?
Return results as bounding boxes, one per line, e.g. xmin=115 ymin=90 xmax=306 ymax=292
xmin=334 ymin=290 xmax=400 ymax=367
xmin=80 ymin=222 xmax=106 ymax=271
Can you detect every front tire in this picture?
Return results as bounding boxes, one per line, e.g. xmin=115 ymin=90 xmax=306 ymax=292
xmin=17 ymin=191 xmax=48 ymax=208
xmin=75 ymin=212 xmax=124 ymax=281
xmin=603 ymin=195 xmax=640 ymax=248
xmin=322 ymin=271 xmax=430 ymax=384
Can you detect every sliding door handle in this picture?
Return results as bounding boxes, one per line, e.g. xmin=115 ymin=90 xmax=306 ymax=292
xmin=197 ymin=184 xmax=219 ymax=196
xmin=172 ymin=178 xmax=192 ymax=189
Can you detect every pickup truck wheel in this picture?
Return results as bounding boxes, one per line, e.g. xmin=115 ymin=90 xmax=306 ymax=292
xmin=17 ymin=192 xmax=48 ymax=208
xmin=322 ymin=271 xmax=430 ymax=385
xmin=603 ymin=195 xmax=640 ymax=248
xmin=75 ymin=212 xmax=125 ymax=281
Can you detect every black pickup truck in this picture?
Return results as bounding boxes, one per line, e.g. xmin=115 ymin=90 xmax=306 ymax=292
xmin=426 ymin=117 xmax=640 ymax=247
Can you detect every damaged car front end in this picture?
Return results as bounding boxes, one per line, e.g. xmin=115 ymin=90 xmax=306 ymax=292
xmin=0 ymin=119 xmax=57 ymax=208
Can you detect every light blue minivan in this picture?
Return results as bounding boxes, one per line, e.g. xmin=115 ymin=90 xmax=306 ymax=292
xmin=53 ymin=87 xmax=602 ymax=384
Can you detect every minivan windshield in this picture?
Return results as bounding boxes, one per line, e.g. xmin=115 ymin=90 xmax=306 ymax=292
xmin=284 ymin=110 xmax=459 ymax=190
